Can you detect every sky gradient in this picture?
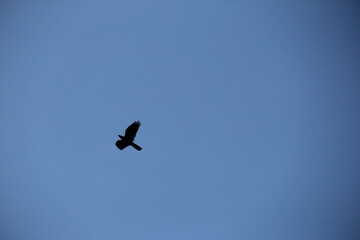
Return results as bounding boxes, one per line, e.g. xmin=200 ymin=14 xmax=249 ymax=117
xmin=1 ymin=1 xmax=360 ymax=239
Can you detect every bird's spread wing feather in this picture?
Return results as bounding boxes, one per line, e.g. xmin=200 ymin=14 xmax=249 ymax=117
xmin=125 ymin=121 xmax=141 ymax=140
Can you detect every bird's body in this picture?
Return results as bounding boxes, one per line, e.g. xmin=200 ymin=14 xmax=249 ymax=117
xmin=115 ymin=121 xmax=142 ymax=151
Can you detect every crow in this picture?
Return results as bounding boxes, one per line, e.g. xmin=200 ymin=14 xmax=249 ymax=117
xmin=116 ymin=121 xmax=142 ymax=151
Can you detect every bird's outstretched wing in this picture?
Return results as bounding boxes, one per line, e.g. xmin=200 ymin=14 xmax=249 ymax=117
xmin=125 ymin=121 xmax=141 ymax=140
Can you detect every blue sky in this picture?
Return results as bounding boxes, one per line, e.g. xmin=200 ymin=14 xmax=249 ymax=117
xmin=1 ymin=1 xmax=360 ymax=239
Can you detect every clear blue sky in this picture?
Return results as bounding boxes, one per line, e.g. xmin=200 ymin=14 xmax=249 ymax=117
xmin=1 ymin=1 xmax=360 ymax=239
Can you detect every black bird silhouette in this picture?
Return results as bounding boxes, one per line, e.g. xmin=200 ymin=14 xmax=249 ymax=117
xmin=116 ymin=121 xmax=142 ymax=151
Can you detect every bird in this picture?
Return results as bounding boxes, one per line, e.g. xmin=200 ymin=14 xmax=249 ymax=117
xmin=115 ymin=121 xmax=142 ymax=151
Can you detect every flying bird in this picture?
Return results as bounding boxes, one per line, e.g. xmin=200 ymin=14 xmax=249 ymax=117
xmin=116 ymin=121 xmax=142 ymax=151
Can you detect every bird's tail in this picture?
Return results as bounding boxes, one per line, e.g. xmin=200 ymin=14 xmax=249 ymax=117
xmin=131 ymin=142 xmax=142 ymax=151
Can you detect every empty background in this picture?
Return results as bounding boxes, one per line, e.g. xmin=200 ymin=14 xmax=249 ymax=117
xmin=1 ymin=1 xmax=360 ymax=239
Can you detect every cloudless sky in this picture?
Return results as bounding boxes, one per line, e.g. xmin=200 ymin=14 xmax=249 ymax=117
xmin=1 ymin=1 xmax=360 ymax=239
